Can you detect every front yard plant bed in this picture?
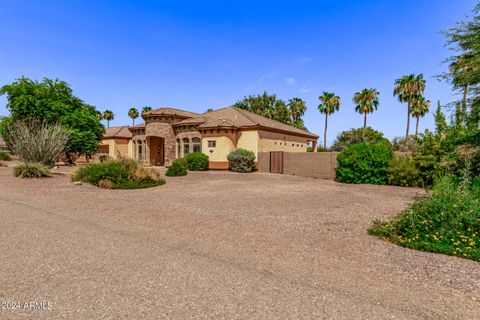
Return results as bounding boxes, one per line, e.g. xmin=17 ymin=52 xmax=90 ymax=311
xmin=72 ymin=158 xmax=165 ymax=189
xmin=369 ymin=175 xmax=480 ymax=261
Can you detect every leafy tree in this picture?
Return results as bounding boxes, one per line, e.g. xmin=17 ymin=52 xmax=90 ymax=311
xmin=434 ymin=101 xmax=447 ymax=136
xmin=411 ymin=96 xmax=431 ymax=139
xmin=233 ymin=91 xmax=292 ymax=125
xmin=318 ymin=92 xmax=341 ymax=149
xmin=353 ymin=88 xmax=380 ymax=130
xmin=0 ymin=77 xmax=104 ymax=161
xmin=128 ymin=108 xmax=139 ymax=126
xmin=331 ymin=127 xmax=389 ymax=151
xmin=393 ymin=74 xmax=426 ymax=144
xmin=287 ymin=98 xmax=307 ymax=129
xmin=103 ymin=110 xmax=114 ymax=128
xmin=142 ymin=106 xmax=152 ymax=114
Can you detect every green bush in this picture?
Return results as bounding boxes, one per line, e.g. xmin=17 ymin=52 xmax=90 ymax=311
xmin=0 ymin=151 xmax=11 ymax=161
xmin=166 ymin=159 xmax=187 ymax=177
xmin=186 ymin=152 xmax=209 ymax=171
xmin=331 ymin=127 xmax=390 ymax=151
xmin=227 ymin=149 xmax=256 ymax=173
xmin=72 ymin=158 xmax=165 ymax=189
xmin=336 ymin=142 xmax=393 ymax=184
xmin=13 ymin=162 xmax=50 ymax=178
xmin=369 ymin=176 xmax=480 ymax=261
xmin=387 ymin=156 xmax=421 ymax=187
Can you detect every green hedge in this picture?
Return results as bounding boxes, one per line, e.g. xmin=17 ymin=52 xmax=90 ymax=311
xmin=186 ymin=152 xmax=209 ymax=171
xmin=336 ymin=142 xmax=393 ymax=184
xmin=166 ymin=159 xmax=187 ymax=177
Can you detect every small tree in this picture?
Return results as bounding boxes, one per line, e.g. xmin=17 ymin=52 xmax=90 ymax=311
xmin=353 ymin=88 xmax=380 ymax=132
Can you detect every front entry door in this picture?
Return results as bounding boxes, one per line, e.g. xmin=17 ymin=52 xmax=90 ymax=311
xmin=149 ymin=137 xmax=165 ymax=166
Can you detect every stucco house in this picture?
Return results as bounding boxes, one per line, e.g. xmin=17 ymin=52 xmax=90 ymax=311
xmin=98 ymin=106 xmax=318 ymax=169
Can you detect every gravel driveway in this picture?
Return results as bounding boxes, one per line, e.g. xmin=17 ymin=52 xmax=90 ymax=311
xmin=0 ymin=166 xmax=479 ymax=319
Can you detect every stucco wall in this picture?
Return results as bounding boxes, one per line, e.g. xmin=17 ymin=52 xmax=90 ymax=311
xmin=236 ymin=130 xmax=259 ymax=158
xmin=258 ymin=130 xmax=309 ymax=153
xmin=258 ymin=151 xmax=339 ymax=179
xmin=202 ymin=136 xmax=235 ymax=162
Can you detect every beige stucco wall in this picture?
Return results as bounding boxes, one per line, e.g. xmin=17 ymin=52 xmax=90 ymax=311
xmin=258 ymin=130 xmax=309 ymax=153
xmin=99 ymin=139 xmax=133 ymax=159
xmin=202 ymin=136 xmax=235 ymax=162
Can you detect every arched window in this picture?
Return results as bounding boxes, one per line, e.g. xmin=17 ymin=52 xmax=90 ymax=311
xmin=183 ymin=138 xmax=190 ymax=156
xmin=176 ymin=139 xmax=181 ymax=158
xmin=137 ymin=140 xmax=143 ymax=160
xmin=192 ymin=137 xmax=201 ymax=153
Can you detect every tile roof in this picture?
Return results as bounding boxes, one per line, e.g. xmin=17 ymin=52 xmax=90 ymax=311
xmin=142 ymin=107 xmax=199 ymax=118
xmin=103 ymin=126 xmax=132 ymax=139
xmin=175 ymin=107 xmax=318 ymax=139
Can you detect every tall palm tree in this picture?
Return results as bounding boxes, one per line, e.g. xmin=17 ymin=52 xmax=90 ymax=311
xmin=353 ymin=88 xmax=380 ymax=130
xmin=393 ymin=74 xmax=426 ymax=144
xmin=411 ymin=96 xmax=431 ymax=139
xmin=142 ymin=106 xmax=152 ymax=114
xmin=449 ymin=54 xmax=474 ymax=124
xmin=288 ymin=97 xmax=307 ymax=128
xmin=103 ymin=110 xmax=114 ymax=128
xmin=318 ymin=92 xmax=341 ymax=149
xmin=128 ymin=107 xmax=139 ymax=126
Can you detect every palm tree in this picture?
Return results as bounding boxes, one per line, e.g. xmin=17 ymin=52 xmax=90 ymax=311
xmin=449 ymin=54 xmax=474 ymax=124
xmin=353 ymin=88 xmax=380 ymax=131
xmin=318 ymin=92 xmax=341 ymax=149
xmin=411 ymin=96 xmax=431 ymax=139
xmin=288 ymin=98 xmax=307 ymax=128
xmin=103 ymin=110 xmax=114 ymax=128
xmin=393 ymin=74 xmax=426 ymax=144
xmin=128 ymin=107 xmax=139 ymax=126
xmin=142 ymin=106 xmax=152 ymax=114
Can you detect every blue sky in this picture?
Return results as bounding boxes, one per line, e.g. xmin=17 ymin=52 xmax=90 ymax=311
xmin=0 ymin=0 xmax=477 ymax=145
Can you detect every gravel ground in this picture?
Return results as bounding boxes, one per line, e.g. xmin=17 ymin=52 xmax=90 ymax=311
xmin=0 ymin=165 xmax=479 ymax=319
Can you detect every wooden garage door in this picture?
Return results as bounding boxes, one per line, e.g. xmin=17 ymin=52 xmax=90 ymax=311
xmin=270 ymin=151 xmax=283 ymax=174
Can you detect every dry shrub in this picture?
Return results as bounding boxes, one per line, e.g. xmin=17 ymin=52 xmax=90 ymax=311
xmin=6 ymin=120 xmax=69 ymax=165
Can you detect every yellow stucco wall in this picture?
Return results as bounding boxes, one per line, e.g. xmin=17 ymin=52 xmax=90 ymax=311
xmin=236 ymin=130 xmax=260 ymax=159
xmin=202 ymin=136 xmax=235 ymax=162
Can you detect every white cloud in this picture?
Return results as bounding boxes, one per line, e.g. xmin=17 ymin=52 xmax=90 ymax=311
xmin=299 ymin=85 xmax=310 ymax=93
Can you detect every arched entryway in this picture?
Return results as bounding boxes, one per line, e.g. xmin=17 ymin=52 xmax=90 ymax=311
xmin=149 ymin=136 xmax=165 ymax=166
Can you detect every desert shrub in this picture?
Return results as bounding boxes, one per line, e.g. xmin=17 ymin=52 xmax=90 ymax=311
xmin=369 ymin=175 xmax=480 ymax=261
xmin=331 ymin=127 xmax=389 ymax=151
xmin=6 ymin=120 xmax=69 ymax=165
xmin=387 ymin=156 xmax=421 ymax=187
xmin=227 ymin=148 xmax=256 ymax=173
xmin=13 ymin=162 xmax=50 ymax=178
xmin=336 ymin=142 xmax=393 ymax=184
xmin=166 ymin=159 xmax=187 ymax=177
xmin=72 ymin=158 xmax=164 ymax=189
xmin=413 ymin=154 xmax=440 ymax=187
xmin=0 ymin=151 xmax=11 ymax=161
xmin=186 ymin=152 xmax=209 ymax=171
